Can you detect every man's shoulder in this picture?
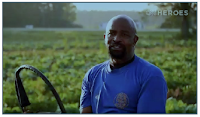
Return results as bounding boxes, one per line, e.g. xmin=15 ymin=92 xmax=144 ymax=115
xmin=86 ymin=60 xmax=109 ymax=78
xmin=137 ymin=56 xmax=163 ymax=77
xmin=91 ymin=60 xmax=109 ymax=70
xmin=136 ymin=56 xmax=166 ymax=85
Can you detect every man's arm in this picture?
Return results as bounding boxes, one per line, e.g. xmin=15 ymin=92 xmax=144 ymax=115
xmin=137 ymin=76 xmax=168 ymax=113
xmin=79 ymin=69 xmax=93 ymax=113
xmin=80 ymin=106 xmax=92 ymax=113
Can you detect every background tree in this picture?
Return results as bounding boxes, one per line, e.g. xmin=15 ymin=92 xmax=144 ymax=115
xmin=3 ymin=2 xmax=82 ymax=28
xmin=149 ymin=3 xmax=197 ymax=40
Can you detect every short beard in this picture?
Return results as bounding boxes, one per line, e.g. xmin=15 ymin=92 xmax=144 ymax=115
xmin=108 ymin=48 xmax=126 ymax=59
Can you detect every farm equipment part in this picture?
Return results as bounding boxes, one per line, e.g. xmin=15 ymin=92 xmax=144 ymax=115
xmin=15 ymin=65 xmax=67 ymax=113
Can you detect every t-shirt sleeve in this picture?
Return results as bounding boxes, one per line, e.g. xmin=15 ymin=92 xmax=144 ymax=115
xmin=137 ymin=74 xmax=168 ymax=113
xmin=79 ymin=69 xmax=92 ymax=110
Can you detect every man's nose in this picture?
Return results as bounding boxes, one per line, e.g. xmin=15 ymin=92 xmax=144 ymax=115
xmin=113 ymin=34 xmax=121 ymax=42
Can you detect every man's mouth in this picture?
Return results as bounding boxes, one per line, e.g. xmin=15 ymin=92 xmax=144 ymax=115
xmin=111 ymin=45 xmax=123 ymax=50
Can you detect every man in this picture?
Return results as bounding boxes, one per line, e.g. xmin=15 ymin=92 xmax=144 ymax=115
xmin=80 ymin=15 xmax=168 ymax=114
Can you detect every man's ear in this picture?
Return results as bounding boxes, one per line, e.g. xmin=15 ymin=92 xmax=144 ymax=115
xmin=104 ymin=33 xmax=106 ymax=39
xmin=133 ymin=35 xmax=138 ymax=45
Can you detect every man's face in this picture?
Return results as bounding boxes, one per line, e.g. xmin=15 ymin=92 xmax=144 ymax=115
xmin=104 ymin=18 xmax=137 ymax=59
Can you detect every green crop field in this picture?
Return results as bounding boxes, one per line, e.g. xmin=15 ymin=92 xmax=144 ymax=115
xmin=3 ymin=30 xmax=197 ymax=113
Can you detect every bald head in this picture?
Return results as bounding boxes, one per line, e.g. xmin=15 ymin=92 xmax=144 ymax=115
xmin=106 ymin=15 xmax=137 ymax=34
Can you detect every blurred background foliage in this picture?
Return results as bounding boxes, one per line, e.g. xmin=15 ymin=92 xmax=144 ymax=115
xmin=3 ymin=2 xmax=197 ymax=114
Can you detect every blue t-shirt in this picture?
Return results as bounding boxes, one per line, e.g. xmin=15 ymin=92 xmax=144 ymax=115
xmin=80 ymin=55 xmax=168 ymax=113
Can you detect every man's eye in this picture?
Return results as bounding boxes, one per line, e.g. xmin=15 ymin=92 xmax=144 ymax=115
xmin=123 ymin=33 xmax=129 ymax=36
xmin=108 ymin=32 xmax=115 ymax=36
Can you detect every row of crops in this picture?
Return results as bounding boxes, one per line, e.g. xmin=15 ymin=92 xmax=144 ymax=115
xmin=3 ymin=31 xmax=197 ymax=113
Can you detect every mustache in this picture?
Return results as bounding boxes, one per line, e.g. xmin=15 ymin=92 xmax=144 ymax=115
xmin=110 ymin=42 xmax=125 ymax=47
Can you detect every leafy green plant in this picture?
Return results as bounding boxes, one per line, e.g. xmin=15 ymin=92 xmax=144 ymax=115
xmin=3 ymin=30 xmax=197 ymax=113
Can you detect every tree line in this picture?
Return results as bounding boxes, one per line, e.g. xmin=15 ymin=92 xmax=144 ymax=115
xmin=150 ymin=3 xmax=197 ymax=39
xmin=3 ymin=3 xmax=82 ymax=28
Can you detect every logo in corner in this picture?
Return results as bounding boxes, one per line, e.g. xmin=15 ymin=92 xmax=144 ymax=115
xmin=114 ymin=92 xmax=129 ymax=109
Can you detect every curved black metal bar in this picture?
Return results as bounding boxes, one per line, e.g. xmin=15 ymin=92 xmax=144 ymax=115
xmin=15 ymin=65 xmax=67 ymax=113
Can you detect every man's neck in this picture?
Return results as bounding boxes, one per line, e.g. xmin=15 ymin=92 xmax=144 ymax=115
xmin=110 ymin=55 xmax=135 ymax=70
